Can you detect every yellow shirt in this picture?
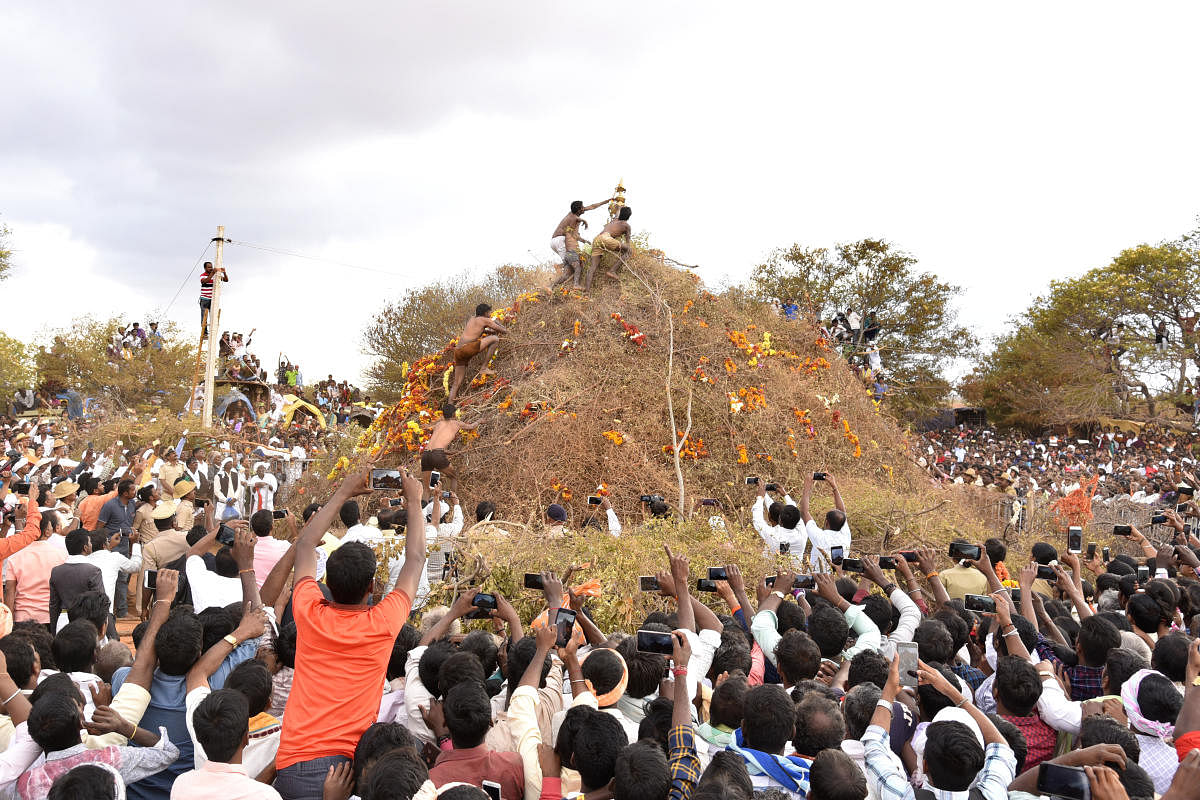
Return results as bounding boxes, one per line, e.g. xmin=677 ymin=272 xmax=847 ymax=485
xmin=939 ymin=564 xmax=989 ymax=601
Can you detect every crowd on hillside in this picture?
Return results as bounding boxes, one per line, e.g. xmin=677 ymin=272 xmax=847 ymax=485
xmin=918 ymin=424 xmax=1200 ymax=505
xmin=0 ymin=416 xmax=1197 ymax=800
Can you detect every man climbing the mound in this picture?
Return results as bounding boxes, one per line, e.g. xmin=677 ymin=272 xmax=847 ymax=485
xmin=585 ymin=206 xmax=633 ymax=290
xmin=448 ymin=303 xmax=509 ymax=402
xmin=420 ymin=402 xmax=476 ymax=497
xmin=549 ymin=197 xmax=614 ymax=291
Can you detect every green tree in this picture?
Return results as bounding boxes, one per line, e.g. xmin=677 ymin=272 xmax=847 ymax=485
xmin=0 ymin=331 xmax=34 ymax=406
xmin=750 ymin=238 xmax=975 ymax=414
xmin=965 ymin=221 xmax=1200 ymax=427
xmin=33 ymin=317 xmax=195 ymax=412
xmin=362 ymin=264 xmax=550 ymax=400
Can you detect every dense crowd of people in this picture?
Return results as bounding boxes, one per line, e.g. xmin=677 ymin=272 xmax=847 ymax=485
xmin=0 ymin=411 xmax=1199 ymax=800
xmin=918 ymin=424 xmax=1200 ymax=505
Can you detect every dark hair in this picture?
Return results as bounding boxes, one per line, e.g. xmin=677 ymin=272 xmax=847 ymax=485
xmin=932 ymin=609 xmax=970 ymax=654
xmin=842 ymin=682 xmax=881 ymax=740
xmin=616 ymin=636 xmax=668 ymax=699
xmin=226 ymin=659 xmax=273 ymax=716
xmin=275 ymin=621 xmax=297 ymax=669
xmin=555 ymin=705 xmax=627 ymax=789
xmin=1075 ymin=615 xmax=1120 ymax=667
xmin=338 ymin=500 xmax=360 ymax=528
xmin=987 ymin=713 xmax=1028 ymax=774
xmin=388 ymin=624 xmax=421 ymax=682
xmin=993 ymin=614 xmax=1037 ymax=656
xmin=834 ymin=578 xmax=859 ymax=604
xmin=695 ymin=751 xmax=753 ymax=800
xmin=417 ymin=640 xmax=456 ymax=699
xmin=742 ymin=684 xmax=794 ymax=753
xmin=1099 ymin=610 xmax=1131 ymax=632
xmin=12 ymin=622 xmax=55 ymax=671
xmin=443 ymin=681 xmax=491 ymax=748
xmin=66 ymin=592 xmax=109 ymax=635
xmin=916 ymin=663 xmax=959 ymax=720
xmin=791 ymin=679 xmax=840 ymax=706
xmin=775 ymin=630 xmax=821 ymax=685
xmin=1152 ymin=632 xmax=1190 ymax=683
xmin=0 ymin=635 xmax=36 ymax=687
xmin=617 ymin=206 xmax=632 ymax=222
xmin=825 ymin=509 xmax=847 ymax=531
xmin=505 ymin=635 xmax=551 ymax=695
xmin=155 ymin=608 xmax=203 ymax=675
xmin=475 ymin=501 xmax=496 ymax=522
xmin=64 ymin=529 xmax=90 ymax=555
xmin=358 ymin=749 xmax=429 ymax=800
xmin=437 ymin=651 xmax=486 ymax=699
xmin=47 ymin=764 xmax=118 ymax=800
xmin=808 ymin=607 xmax=849 ymax=659
xmin=710 ymin=638 xmax=752 ymax=680
xmin=475 ymin=303 xmax=492 ymax=317
xmin=1031 ymin=542 xmax=1058 ymax=565
xmin=29 ymin=692 xmax=82 ymax=752
xmin=809 ymin=748 xmax=867 ymax=800
xmin=924 ymin=720 xmax=985 ymax=791
xmin=302 ymin=502 xmax=321 ymax=522
xmin=51 ymin=620 xmax=98 ymax=674
xmin=709 ymin=672 xmax=748 ymax=729
xmin=441 ymin=402 xmax=457 ymax=419
xmin=860 ymin=594 xmax=893 ymax=634
xmin=1118 ymin=761 xmax=1156 ymax=800
xmin=249 ymin=510 xmax=273 ymax=536
xmin=1105 ymin=649 xmax=1149 ymax=695
xmin=324 ymin=541 xmax=376 ymax=604
xmin=88 ymin=530 xmax=109 ymax=553
xmin=614 ymin=740 xmax=669 ymax=800
xmin=192 ymin=689 xmax=248 ymax=763
xmin=913 ymin=619 xmax=955 ymax=664
xmin=581 ymin=648 xmax=626 ymax=701
xmin=1080 ymin=713 xmax=1140 ymax=762
xmin=994 ymin=655 xmax=1042 ymax=716
xmin=775 ymin=601 xmax=806 ymax=635
xmin=792 ymin=695 xmax=845 ymax=757
xmin=1127 ymin=594 xmax=1165 ymax=633
xmin=637 ymin=696 xmax=674 ymax=747
xmin=1136 ymin=672 xmax=1183 ymax=726
xmin=117 ymin=479 xmax=135 ymax=497
xmin=459 ymin=630 xmax=499 ymax=680
xmin=778 ymin=505 xmax=801 ymax=530
xmin=353 ymin=722 xmax=419 ymax=787
xmin=847 ymin=649 xmax=889 ymax=690
xmin=984 ymin=537 xmax=1007 ymax=564
xmin=570 ymin=200 xmax=584 ymax=214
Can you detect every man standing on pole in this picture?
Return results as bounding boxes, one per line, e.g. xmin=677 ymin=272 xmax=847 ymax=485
xmin=199 ymin=261 xmax=228 ymax=338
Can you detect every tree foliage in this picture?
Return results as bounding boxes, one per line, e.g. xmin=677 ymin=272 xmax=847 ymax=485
xmin=749 ymin=238 xmax=975 ymax=414
xmin=362 ymin=264 xmax=551 ymax=401
xmin=33 ymin=317 xmax=196 ymax=412
xmin=966 ymin=222 xmax=1200 ymax=428
xmin=0 ymin=331 xmax=33 ymax=402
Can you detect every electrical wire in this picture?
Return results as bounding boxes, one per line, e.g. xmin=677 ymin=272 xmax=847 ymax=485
xmin=161 ymin=240 xmax=213 ymax=316
xmin=227 ymin=239 xmax=412 ymax=279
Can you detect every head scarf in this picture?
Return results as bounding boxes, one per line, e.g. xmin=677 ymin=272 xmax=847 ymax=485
xmin=728 ymin=727 xmax=812 ymax=792
xmin=1121 ymin=668 xmax=1177 ymax=740
xmin=580 ymin=648 xmax=628 ymax=707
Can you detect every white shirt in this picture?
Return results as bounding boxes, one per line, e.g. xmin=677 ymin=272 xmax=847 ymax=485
xmin=89 ymin=545 xmax=143 ymax=612
xmin=751 ymin=495 xmax=807 ymax=563
xmin=805 ymin=519 xmax=852 ymax=572
xmin=249 ymin=473 xmax=277 ymax=513
xmin=185 ymin=555 xmax=243 ymax=612
xmin=170 ymin=760 xmax=282 ymax=800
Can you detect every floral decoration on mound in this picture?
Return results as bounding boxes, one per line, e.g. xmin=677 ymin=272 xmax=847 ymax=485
xmin=663 ymin=432 xmax=708 ymax=461
xmin=610 ymin=312 xmax=647 ymax=349
xmin=1050 ymin=475 xmax=1099 ymax=530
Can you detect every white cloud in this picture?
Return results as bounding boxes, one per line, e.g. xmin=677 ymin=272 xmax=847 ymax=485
xmin=3 ymin=1 xmax=1199 ymax=383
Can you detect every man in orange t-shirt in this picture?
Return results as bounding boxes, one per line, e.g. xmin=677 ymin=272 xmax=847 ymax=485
xmin=273 ymin=464 xmax=426 ymax=800
xmin=76 ymin=478 xmax=117 ymax=532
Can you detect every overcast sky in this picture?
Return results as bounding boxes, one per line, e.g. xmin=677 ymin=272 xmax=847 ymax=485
xmin=4 ymin=2 xmax=1199 ymax=384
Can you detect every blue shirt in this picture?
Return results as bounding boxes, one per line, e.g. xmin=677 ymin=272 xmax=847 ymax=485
xmin=113 ymin=639 xmax=259 ymax=800
xmin=98 ymin=496 xmax=137 ymax=535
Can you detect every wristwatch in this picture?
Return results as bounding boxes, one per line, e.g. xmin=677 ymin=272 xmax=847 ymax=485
xmin=223 ymin=634 xmax=240 ymax=647
xmin=770 ymin=591 xmax=787 ymax=601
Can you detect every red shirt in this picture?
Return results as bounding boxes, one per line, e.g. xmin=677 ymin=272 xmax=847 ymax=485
xmin=275 ymin=577 xmax=411 ymax=769
xmin=430 ymin=745 xmax=524 ymax=800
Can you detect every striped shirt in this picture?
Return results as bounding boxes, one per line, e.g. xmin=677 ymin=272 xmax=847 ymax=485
xmin=200 ymin=272 xmax=215 ymax=299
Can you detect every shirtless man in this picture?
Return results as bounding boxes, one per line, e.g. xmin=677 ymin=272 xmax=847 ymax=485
xmin=448 ymin=303 xmax=509 ymax=402
xmin=586 ymin=206 xmax=633 ymax=289
xmin=420 ymin=402 xmax=477 ymax=497
xmin=550 ymin=198 xmax=613 ymax=290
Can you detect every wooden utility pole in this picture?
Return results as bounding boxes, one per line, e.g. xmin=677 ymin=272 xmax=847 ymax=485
xmin=201 ymin=225 xmax=226 ymax=428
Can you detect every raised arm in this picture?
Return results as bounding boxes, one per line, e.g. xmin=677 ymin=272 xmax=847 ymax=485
xmin=0 ymin=483 xmax=41 ymax=560
xmin=826 ymin=473 xmax=846 ymax=515
xmin=393 ymin=469 xmax=427 ymax=599
xmin=294 ymin=462 xmax=374 ymax=581
xmin=799 ymin=474 xmax=814 ymax=525
xmin=665 ymin=546 xmax=696 ymax=633
xmin=187 ymin=606 xmax=268 ymax=691
xmin=231 ymin=526 xmax=262 ymax=608
xmin=259 ymin=513 xmax=299 ymax=607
